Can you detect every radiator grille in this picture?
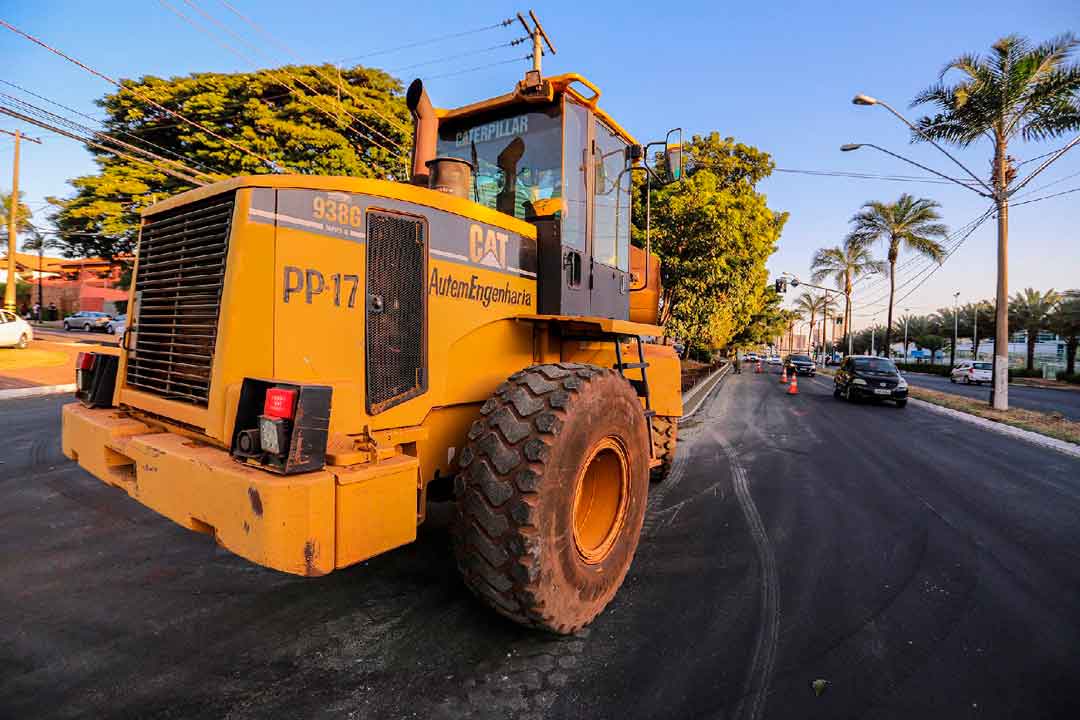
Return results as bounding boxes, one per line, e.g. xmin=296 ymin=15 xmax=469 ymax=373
xmin=126 ymin=194 xmax=234 ymax=406
xmin=366 ymin=211 xmax=426 ymax=413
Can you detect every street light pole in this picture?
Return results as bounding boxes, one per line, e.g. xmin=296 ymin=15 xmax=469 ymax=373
xmin=951 ymin=291 xmax=960 ymax=367
xmin=973 ymin=303 xmax=979 ymax=361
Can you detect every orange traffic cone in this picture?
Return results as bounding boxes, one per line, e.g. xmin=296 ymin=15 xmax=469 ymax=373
xmin=787 ymin=373 xmax=799 ymax=395
xmin=780 ymin=366 xmax=788 ymax=383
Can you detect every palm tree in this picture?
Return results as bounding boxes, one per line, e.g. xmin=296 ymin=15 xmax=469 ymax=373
xmin=794 ymin=292 xmax=820 ymax=353
xmin=810 ymin=234 xmax=885 ymax=355
xmin=912 ymin=34 xmax=1080 ymax=406
xmin=1050 ymin=293 xmax=1080 ymax=376
xmin=1009 ymin=288 xmax=1061 ymax=371
xmin=849 ymin=194 xmax=948 ymax=357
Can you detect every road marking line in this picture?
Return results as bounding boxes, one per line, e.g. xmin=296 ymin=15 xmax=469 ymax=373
xmin=718 ymin=434 xmax=780 ymax=720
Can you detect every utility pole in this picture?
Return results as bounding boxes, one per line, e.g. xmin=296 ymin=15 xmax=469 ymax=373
xmin=517 ymin=11 xmax=555 ymax=75
xmin=3 ymin=128 xmax=42 ymax=312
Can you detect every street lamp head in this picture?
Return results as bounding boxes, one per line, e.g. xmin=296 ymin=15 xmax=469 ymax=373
xmin=840 ymin=144 xmax=862 ymax=152
xmin=852 ymin=94 xmax=878 ymax=106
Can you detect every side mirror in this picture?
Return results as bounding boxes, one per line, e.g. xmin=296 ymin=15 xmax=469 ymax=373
xmin=664 ymin=128 xmax=683 ymax=181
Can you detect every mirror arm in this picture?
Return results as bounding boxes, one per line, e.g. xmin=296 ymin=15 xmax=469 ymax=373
xmin=616 ymin=164 xmax=660 ymax=293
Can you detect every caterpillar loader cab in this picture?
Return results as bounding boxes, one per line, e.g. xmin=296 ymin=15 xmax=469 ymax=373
xmin=62 ymin=67 xmax=684 ymax=633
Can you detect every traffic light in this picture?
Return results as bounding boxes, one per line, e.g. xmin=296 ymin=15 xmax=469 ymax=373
xmin=775 ymin=278 xmax=787 ymax=294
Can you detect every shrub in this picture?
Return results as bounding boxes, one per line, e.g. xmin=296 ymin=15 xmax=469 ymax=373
xmin=1056 ymin=371 xmax=1080 ymax=385
xmin=1008 ymin=367 xmax=1043 ymax=379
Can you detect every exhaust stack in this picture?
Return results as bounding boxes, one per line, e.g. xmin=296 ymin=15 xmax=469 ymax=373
xmin=406 ymin=79 xmax=437 ymax=186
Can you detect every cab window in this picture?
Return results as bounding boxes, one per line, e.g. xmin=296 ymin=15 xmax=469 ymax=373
xmin=592 ymin=119 xmax=630 ymax=271
xmin=436 ymin=103 xmax=563 ymax=222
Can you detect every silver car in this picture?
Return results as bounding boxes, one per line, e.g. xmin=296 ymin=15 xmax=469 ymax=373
xmin=950 ymin=361 xmax=992 ymax=385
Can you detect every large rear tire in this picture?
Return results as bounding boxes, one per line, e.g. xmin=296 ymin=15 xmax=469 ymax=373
xmin=454 ymin=363 xmax=650 ymax=634
xmin=650 ymin=415 xmax=678 ymax=482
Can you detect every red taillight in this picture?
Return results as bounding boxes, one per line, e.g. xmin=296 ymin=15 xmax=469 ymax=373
xmin=76 ymin=352 xmax=96 ymax=371
xmin=264 ymin=387 xmax=297 ymax=420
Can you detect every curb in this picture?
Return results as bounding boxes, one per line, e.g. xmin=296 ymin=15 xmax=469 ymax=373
xmin=909 ymin=397 xmax=1080 ymax=460
xmin=681 ymin=363 xmax=730 ymax=419
xmin=0 ymin=384 xmax=76 ymax=401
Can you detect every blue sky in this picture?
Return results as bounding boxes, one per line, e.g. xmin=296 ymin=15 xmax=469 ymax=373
xmin=2 ymin=0 xmax=1077 ymax=329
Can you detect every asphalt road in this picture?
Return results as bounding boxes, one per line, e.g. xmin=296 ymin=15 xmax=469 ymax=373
xmin=3 ymin=379 xmax=1080 ymax=719
xmin=902 ymin=371 xmax=1080 ymax=420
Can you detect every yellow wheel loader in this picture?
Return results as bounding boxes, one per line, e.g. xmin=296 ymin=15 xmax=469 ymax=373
xmin=62 ymin=69 xmax=684 ymax=633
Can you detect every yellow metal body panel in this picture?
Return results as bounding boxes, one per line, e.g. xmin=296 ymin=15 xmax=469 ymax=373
xmin=145 ymin=175 xmax=537 ymax=240
xmin=335 ymin=454 xmax=419 ymax=567
xmin=63 ymin=403 xmax=337 ymax=575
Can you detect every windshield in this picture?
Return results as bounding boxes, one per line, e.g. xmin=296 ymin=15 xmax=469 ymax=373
xmin=853 ymin=358 xmax=897 ymax=373
xmin=436 ymin=103 xmax=562 ymax=221
xmin=791 ymin=355 xmax=812 ymax=362
xmin=974 ymin=362 xmax=992 ymax=370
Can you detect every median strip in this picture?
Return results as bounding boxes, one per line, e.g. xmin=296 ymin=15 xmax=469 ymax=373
xmin=908 ymin=386 xmax=1080 ymax=458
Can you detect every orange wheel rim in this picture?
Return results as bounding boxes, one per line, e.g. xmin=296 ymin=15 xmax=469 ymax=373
xmin=572 ymin=436 xmax=631 ymax=564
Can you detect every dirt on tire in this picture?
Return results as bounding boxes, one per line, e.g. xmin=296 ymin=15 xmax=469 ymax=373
xmin=454 ymin=362 xmax=650 ymax=634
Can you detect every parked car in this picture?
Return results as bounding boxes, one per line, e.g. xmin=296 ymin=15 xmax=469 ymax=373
xmin=0 ymin=309 xmax=33 ymax=349
xmin=785 ymin=353 xmax=816 ymax=376
xmin=63 ymin=311 xmax=112 ymax=332
xmin=833 ymin=355 xmax=908 ymax=407
xmin=744 ymin=353 xmax=759 ymax=362
xmin=950 ymin=361 xmax=992 ymax=385
xmin=105 ymin=314 xmax=127 ymax=335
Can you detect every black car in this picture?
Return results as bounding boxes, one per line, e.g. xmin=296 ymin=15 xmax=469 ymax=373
xmin=833 ymin=355 xmax=908 ymax=408
xmin=785 ymin=353 xmax=816 ymax=376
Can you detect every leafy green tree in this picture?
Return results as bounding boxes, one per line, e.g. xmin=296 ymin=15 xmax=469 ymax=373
xmin=810 ymin=233 xmax=884 ymax=352
xmin=892 ymin=313 xmax=928 ymax=359
xmin=636 ymin=133 xmax=787 ymax=354
xmin=1009 ymin=287 xmax=1061 ymax=370
xmin=48 ymin=64 xmax=412 ymax=260
xmin=729 ymin=287 xmax=789 ymax=350
xmin=849 ymin=194 xmax=948 ymax=357
xmin=1050 ymin=293 xmax=1080 ymax=375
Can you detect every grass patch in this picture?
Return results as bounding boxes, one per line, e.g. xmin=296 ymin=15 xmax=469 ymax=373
xmin=908 ymin=386 xmax=1080 ymax=446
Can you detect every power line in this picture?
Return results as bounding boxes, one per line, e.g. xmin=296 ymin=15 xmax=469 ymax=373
xmin=216 ymin=0 xmax=413 ymax=137
xmin=427 ymin=55 xmax=530 ymax=81
xmin=0 ymin=17 xmax=286 ymax=172
xmin=850 ymin=211 xmax=991 ymax=296
xmin=0 ymin=105 xmax=207 ymax=185
xmin=774 ymin=167 xmax=983 ymax=187
xmin=1012 ymin=169 xmax=1080 ymax=200
xmin=0 ymin=92 xmax=217 ymax=182
xmin=386 ymin=38 xmax=529 ymax=74
xmin=160 ymin=0 xmax=406 ymax=162
xmin=1011 ymin=185 xmax=1080 ymax=207
xmin=0 ymin=78 xmax=224 ymax=178
xmin=852 ymin=210 xmax=995 ymax=314
xmin=338 ymin=17 xmax=515 ymax=62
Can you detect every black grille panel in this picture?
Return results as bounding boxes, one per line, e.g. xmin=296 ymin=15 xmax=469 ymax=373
xmin=126 ymin=194 xmax=234 ymax=406
xmin=366 ymin=211 xmax=426 ymax=413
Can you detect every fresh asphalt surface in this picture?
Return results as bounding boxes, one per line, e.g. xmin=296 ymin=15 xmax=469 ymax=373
xmin=901 ymin=370 xmax=1080 ymax=420
xmin=3 ymin=375 xmax=1080 ymax=719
